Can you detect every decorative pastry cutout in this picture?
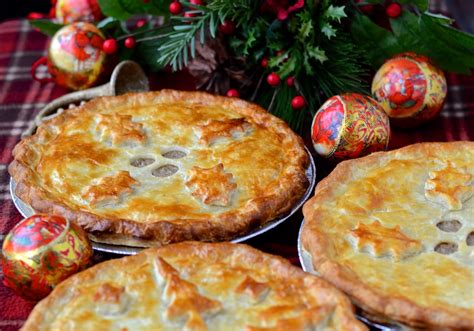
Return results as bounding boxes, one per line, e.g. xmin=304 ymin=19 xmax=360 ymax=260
xmin=185 ymin=163 xmax=237 ymax=206
xmin=434 ymin=242 xmax=458 ymax=255
xmin=349 ymin=221 xmax=423 ymax=260
xmin=249 ymin=306 xmax=333 ymax=330
xmin=130 ymin=157 xmax=155 ymax=168
xmin=93 ymin=283 xmax=130 ymax=315
xmin=466 ymin=232 xmax=474 ymax=246
xmin=154 ymin=257 xmax=223 ymax=330
xmin=234 ymin=276 xmax=270 ymax=302
xmin=436 ymin=220 xmax=462 ymax=233
xmin=82 ymin=171 xmax=138 ymax=206
xmin=162 ymin=150 xmax=187 ymax=159
xmin=152 ymin=165 xmax=179 ymax=177
xmin=196 ymin=118 xmax=251 ymax=145
xmin=96 ymin=114 xmax=146 ymax=145
xmin=425 ymin=162 xmax=473 ymax=210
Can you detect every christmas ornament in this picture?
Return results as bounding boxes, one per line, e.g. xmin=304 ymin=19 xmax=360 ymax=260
xmin=31 ymin=22 xmax=106 ymax=90
xmin=291 ymin=96 xmax=305 ymax=109
xmin=311 ymin=93 xmax=390 ymax=159
xmin=55 ymin=0 xmax=102 ymax=24
xmin=372 ymin=53 xmax=447 ymax=127
xmin=386 ymin=2 xmax=402 ymax=18
xmin=102 ymin=39 xmax=118 ymax=54
xmin=1 ymin=215 xmax=92 ymax=300
xmin=267 ymin=73 xmax=280 ymax=86
xmin=169 ymin=1 xmax=182 ymax=15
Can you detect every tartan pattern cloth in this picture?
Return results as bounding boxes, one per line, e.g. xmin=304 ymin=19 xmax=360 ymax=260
xmin=0 ymin=6 xmax=473 ymax=330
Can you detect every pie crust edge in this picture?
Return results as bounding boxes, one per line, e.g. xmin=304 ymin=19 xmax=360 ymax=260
xmin=21 ymin=242 xmax=367 ymax=331
xmin=301 ymin=141 xmax=474 ymax=329
xmin=9 ymin=90 xmax=309 ymax=246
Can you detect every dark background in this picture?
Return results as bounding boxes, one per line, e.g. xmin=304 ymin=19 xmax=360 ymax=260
xmin=1 ymin=1 xmax=473 ymax=33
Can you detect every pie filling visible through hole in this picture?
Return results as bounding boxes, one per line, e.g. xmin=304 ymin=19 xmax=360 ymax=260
xmin=467 ymin=232 xmax=474 ymax=246
xmin=130 ymin=157 xmax=155 ymax=168
xmin=436 ymin=220 xmax=462 ymax=232
xmin=434 ymin=242 xmax=458 ymax=255
xmin=152 ymin=165 xmax=179 ymax=177
xmin=162 ymin=150 xmax=187 ymax=159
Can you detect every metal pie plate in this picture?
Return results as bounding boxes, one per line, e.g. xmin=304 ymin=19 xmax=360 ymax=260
xmin=298 ymin=218 xmax=412 ymax=331
xmin=10 ymin=147 xmax=316 ymax=255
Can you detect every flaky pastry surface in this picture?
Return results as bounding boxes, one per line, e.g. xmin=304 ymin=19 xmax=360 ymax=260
xmin=302 ymin=142 xmax=474 ymax=329
xmin=22 ymin=242 xmax=366 ymax=331
xmin=9 ymin=90 xmax=308 ymax=246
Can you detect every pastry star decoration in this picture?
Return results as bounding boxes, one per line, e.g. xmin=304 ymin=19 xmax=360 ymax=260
xmin=186 ymin=164 xmax=237 ymax=207
xmin=196 ymin=118 xmax=251 ymax=145
xmin=155 ymin=257 xmax=223 ymax=331
xmin=82 ymin=171 xmax=139 ymax=206
xmin=96 ymin=113 xmax=146 ymax=144
xmin=425 ymin=162 xmax=473 ymax=210
xmin=349 ymin=221 xmax=423 ymax=260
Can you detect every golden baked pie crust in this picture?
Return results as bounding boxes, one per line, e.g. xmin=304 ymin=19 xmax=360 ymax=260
xmin=21 ymin=242 xmax=367 ymax=331
xmin=301 ymin=142 xmax=474 ymax=329
xmin=9 ymin=90 xmax=309 ymax=246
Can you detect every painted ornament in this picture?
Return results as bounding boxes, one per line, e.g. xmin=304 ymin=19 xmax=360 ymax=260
xmin=55 ymin=0 xmax=102 ymax=24
xmin=1 ymin=214 xmax=92 ymax=300
xmin=311 ymin=93 xmax=390 ymax=159
xmin=47 ymin=22 xmax=105 ymax=90
xmin=372 ymin=53 xmax=447 ymax=127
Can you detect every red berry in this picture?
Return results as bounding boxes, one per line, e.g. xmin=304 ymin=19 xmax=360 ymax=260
xmin=218 ymin=20 xmax=235 ymax=35
xmin=386 ymin=3 xmax=402 ymax=18
xmin=102 ymin=39 xmax=118 ymax=54
xmin=355 ymin=0 xmax=374 ymax=14
xmin=124 ymin=37 xmax=136 ymax=48
xmin=291 ymin=96 xmax=306 ymax=110
xmin=136 ymin=19 xmax=146 ymax=28
xmin=261 ymin=58 xmax=268 ymax=67
xmin=190 ymin=0 xmax=204 ymax=4
xmin=286 ymin=76 xmax=295 ymax=87
xmin=184 ymin=12 xmax=196 ymax=18
xmin=27 ymin=12 xmax=45 ymax=20
xmin=143 ymin=0 xmax=150 ymax=3
xmin=267 ymin=73 xmax=280 ymax=86
xmin=226 ymin=89 xmax=240 ymax=98
xmin=169 ymin=1 xmax=182 ymax=15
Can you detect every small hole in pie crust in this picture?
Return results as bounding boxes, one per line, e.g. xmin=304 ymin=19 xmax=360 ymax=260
xmin=162 ymin=150 xmax=187 ymax=159
xmin=130 ymin=157 xmax=155 ymax=168
xmin=467 ymin=232 xmax=474 ymax=246
xmin=436 ymin=220 xmax=462 ymax=232
xmin=434 ymin=242 xmax=458 ymax=255
xmin=152 ymin=165 xmax=179 ymax=177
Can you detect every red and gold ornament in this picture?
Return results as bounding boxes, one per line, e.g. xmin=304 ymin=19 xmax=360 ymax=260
xmin=372 ymin=53 xmax=447 ymax=127
xmin=55 ymin=0 xmax=102 ymax=24
xmin=1 ymin=215 xmax=92 ymax=300
xmin=311 ymin=93 xmax=390 ymax=159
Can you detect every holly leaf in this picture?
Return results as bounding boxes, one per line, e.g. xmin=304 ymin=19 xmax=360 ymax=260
xmin=29 ymin=19 xmax=64 ymax=36
xmin=298 ymin=18 xmax=313 ymax=42
xmin=243 ymin=28 xmax=257 ymax=55
xmin=307 ymin=45 xmax=327 ymax=63
xmin=98 ymin=0 xmax=169 ymax=19
xmin=324 ymin=5 xmax=346 ymax=23
xmin=321 ymin=23 xmax=336 ymax=39
xmin=398 ymin=0 xmax=429 ymax=12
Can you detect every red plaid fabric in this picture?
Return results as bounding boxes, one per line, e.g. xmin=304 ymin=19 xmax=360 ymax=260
xmin=0 ymin=11 xmax=473 ymax=330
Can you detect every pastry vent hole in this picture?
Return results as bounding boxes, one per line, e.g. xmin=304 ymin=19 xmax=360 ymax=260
xmin=162 ymin=150 xmax=187 ymax=159
xmin=466 ymin=232 xmax=474 ymax=246
xmin=152 ymin=165 xmax=179 ymax=177
xmin=436 ymin=220 xmax=462 ymax=232
xmin=434 ymin=242 xmax=458 ymax=255
xmin=130 ymin=157 xmax=155 ymax=168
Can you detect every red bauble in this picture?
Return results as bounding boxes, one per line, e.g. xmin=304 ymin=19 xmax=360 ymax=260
xmin=286 ymin=76 xmax=295 ymax=87
xmin=267 ymin=73 xmax=280 ymax=86
xmin=226 ymin=89 xmax=240 ymax=98
xmin=102 ymin=39 xmax=117 ymax=54
xmin=218 ymin=20 xmax=235 ymax=35
xmin=169 ymin=1 xmax=182 ymax=15
xmin=124 ymin=37 xmax=136 ymax=49
xmin=291 ymin=96 xmax=306 ymax=110
xmin=261 ymin=58 xmax=268 ymax=67
xmin=386 ymin=3 xmax=402 ymax=18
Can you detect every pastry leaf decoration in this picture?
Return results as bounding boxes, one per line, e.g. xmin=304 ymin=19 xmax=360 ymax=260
xmin=82 ymin=171 xmax=139 ymax=206
xmin=196 ymin=118 xmax=251 ymax=145
xmin=96 ymin=114 xmax=146 ymax=145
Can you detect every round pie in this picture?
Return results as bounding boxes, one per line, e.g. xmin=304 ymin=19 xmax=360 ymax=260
xmin=22 ymin=242 xmax=366 ymax=331
xmin=9 ymin=90 xmax=309 ymax=246
xmin=301 ymin=142 xmax=474 ymax=329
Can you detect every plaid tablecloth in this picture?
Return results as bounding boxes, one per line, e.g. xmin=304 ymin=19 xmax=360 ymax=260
xmin=0 ymin=16 xmax=473 ymax=330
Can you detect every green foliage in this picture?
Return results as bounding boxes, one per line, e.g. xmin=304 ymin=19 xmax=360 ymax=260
xmin=351 ymin=10 xmax=474 ymax=74
xmin=97 ymin=0 xmax=171 ymax=20
xmin=29 ymin=20 xmax=64 ymax=36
